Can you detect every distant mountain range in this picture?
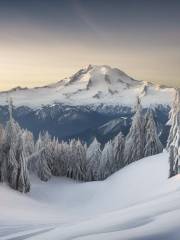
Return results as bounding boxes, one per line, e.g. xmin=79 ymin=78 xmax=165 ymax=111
xmin=0 ymin=65 xmax=175 ymax=145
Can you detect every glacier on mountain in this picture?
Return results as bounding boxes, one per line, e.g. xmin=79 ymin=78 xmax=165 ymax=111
xmin=0 ymin=65 xmax=175 ymax=108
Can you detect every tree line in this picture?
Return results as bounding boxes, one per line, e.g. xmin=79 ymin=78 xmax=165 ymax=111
xmin=0 ymin=98 xmax=163 ymax=193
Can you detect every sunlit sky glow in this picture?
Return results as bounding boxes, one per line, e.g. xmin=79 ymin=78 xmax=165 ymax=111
xmin=0 ymin=0 xmax=180 ymax=91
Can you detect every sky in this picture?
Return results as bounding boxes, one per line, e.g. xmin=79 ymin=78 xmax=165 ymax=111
xmin=0 ymin=0 xmax=180 ymax=91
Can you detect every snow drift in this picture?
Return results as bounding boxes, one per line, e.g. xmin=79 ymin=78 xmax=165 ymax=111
xmin=0 ymin=151 xmax=180 ymax=239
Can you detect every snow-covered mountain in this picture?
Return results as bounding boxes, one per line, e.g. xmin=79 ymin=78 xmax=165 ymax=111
xmin=0 ymin=65 xmax=175 ymax=108
xmin=0 ymin=65 xmax=175 ymax=144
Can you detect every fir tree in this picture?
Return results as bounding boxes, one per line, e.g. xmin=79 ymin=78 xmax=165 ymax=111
xmin=99 ymin=140 xmax=114 ymax=180
xmin=124 ymin=98 xmax=145 ymax=165
xmin=169 ymin=145 xmax=175 ymax=178
xmin=37 ymin=149 xmax=52 ymax=181
xmin=57 ymin=141 xmax=70 ymax=177
xmin=50 ymin=138 xmax=62 ymax=176
xmin=21 ymin=130 xmax=34 ymax=159
xmin=74 ymin=140 xmax=87 ymax=181
xmin=17 ymin=151 xmax=30 ymax=193
xmin=0 ymin=123 xmax=5 ymax=182
xmin=4 ymin=98 xmax=31 ymax=192
xmin=36 ymin=133 xmax=52 ymax=181
xmin=112 ymin=132 xmax=125 ymax=171
xmin=167 ymin=90 xmax=180 ymax=150
xmin=144 ymin=109 xmax=163 ymax=157
xmin=5 ymin=99 xmax=23 ymax=190
xmin=167 ymin=90 xmax=180 ymax=177
xmin=66 ymin=139 xmax=77 ymax=179
xmin=169 ymin=128 xmax=180 ymax=177
xmin=86 ymin=138 xmax=101 ymax=181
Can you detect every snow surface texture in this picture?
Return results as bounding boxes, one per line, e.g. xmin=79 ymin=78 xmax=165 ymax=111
xmin=0 ymin=65 xmax=175 ymax=108
xmin=0 ymin=151 xmax=180 ymax=239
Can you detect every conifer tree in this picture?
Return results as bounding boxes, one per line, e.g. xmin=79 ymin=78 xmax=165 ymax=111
xmin=167 ymin=90 xmax=180 ymax=177
xmin=112 ymin=132 xmax=125 ymax=171
xmin=86 ymin=138 xmax=101 ymax=181
xmin=3 ymin=98 xmax=31 ymax=192
xmin=74 ymin=140 xmax=87 ymax=181
xmin=21 ymin=130 xmax=34 ymax=159
xmin=169 ymin=128 xmax=180 ymax=177
xmin=37 ymin=149 xmax=52 ymax=181
xmin=144 ymin=109 xmax=163 ymax=157
xmin=5 ymin=99 xmax=23 ymax=190
xmin=167 ymin=90 xmax=180 ymax=150
xmin=50 ymin=138 xmax=61 ymax=176
xmin=169 ymin=145 xmax=176 ymax=178
xmin=99 ymin=140 xmax=114 ymax=180
xmin=51 ymin=140 xmax=70 ymax=178
xmin=66 ymin=139 xmax=77 ymax=179
xmin=0 ymin=123 xmax=5 ymax=182
xmin=17 ymin=151 xmax=30 ymax=193
xmin=124 ymin=98 xmax=145 ymax=165
xmin=58 ymin=141 xmax=70 ymax=177
xmin=36 ymin=133 xmax=52 ymax=181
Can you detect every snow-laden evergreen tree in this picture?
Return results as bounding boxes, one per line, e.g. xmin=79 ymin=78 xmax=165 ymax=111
xmin=52 ymin=140 xmax=71 ymax=177
xmin=70 ymin=140 xmax=87 ymax=181
xmin=7 ymin=146 xmax=19 ymax=190
xmin=169 ymin=127 xmax=180 ymax=177
xmin=144 ymin=109 xmax=163 ymax=157
xmin=17 ymin=151 xmax=30 ymax=193
xmin=37 ymin=149 xmax=52 ymax=181
xmin=66 ymin=139 xmax=83 ymax=180
xmin=172 ymin=128 xmax=180 ymax=176
xmin=0 ymin=123 xmax=5 ymax=182
xmin=1 ymin=99 xmax=31 ymax=192
xmin=4 ymin=99 xmax=24 ymax=190
xmin=112 ymin=132 xmax=125 ymax=171
xmin=50 ymin=138 xmax=61 ymax=176
xmin=21 ymin=130 xmax=34 ymax=159
xmin=99 ymin=140 xmax=114 ymax=180
xmin=86 ymin=138 xmax=101 ymax=181
xmin=59 ymin=141 xmax=70 ymax=177
xmin=167 ymin=89 xmax=180 ymax=177
xmin=167 ymin=90 xmax=180 ymax=150
xmin=66 ymin=139 xmax=77 ymax=179
xmin=35 ymin=132 xmax=52 ymax=181
xmin=169 ymin=145 xmax=175 ymax=178
xmin=124 ymin=98 xmax=145 ymax=165
xmin=16 ymin=130 xmax=35 ymax=192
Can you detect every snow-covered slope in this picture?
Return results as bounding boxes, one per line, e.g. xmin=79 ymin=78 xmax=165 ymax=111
xmin=0 ymin=65 xmax=175 ymax=108
xmin=1 ymin=152 xmax=180 ymax=239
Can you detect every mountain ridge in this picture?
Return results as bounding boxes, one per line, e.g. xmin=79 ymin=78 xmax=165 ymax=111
xmin=0 ymin=65 xmax=176 ymax=108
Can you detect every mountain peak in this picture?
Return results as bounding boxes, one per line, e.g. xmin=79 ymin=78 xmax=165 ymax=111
xmin=67 ymin=64 xmax=139 ymax=89
xmin=0 ymin=65 xmax=175 ymax=108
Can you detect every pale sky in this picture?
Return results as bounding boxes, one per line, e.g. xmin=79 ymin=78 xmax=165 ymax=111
xmin=0 ymin=0 xmax=180 ymax=91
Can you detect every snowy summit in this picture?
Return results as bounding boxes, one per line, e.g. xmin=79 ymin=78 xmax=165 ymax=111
xmin=0 ymin=65 xmax=175 ymax=108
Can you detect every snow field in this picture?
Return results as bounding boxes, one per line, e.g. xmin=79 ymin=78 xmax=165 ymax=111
xmin=1 ymin=152 xmax=180 ymax=239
